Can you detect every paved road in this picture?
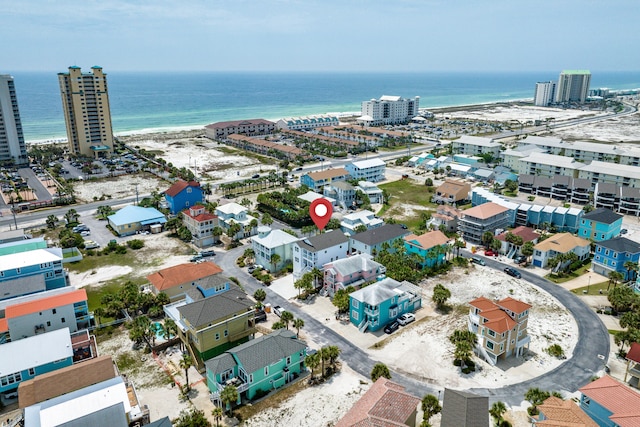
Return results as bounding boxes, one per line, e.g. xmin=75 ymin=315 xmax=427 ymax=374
xmin=216 ymin=245 xmax=609 ymax=404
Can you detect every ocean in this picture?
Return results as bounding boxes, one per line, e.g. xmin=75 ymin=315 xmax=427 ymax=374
xmin=9 ymin=70 xmax=640 ymax=142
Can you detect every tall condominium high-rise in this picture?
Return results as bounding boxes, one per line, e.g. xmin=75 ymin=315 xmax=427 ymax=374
xmin=533 ymin=81 xmax=556 ymax=106
xmin=358 ymin=95 xmax=420 ymax=127
xmin=58 ymin=66 xmax=114 ymax=158
xmin=0 ymin=75 xmax=28 ymax=165
xmin=554 ymin=70 xmax=591 ymax=104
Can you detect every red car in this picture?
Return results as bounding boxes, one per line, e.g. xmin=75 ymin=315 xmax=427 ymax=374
xmin=484 ymin=250 xmax=496 ymax=256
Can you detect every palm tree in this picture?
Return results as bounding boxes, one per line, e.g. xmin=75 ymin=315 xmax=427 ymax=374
xmin=624 ymin=260 xmax=639 ymax=282
xmin=305 ymin=352 xmax=320 ymax=380
xmin=370 ymin=362 xmax=392 ymax=381
xmin=261 ymin=212 xmax=273 ymax=226
xmin=310 ymin=267 xmax=323 ymax=289
xmin=64 ymin=208 xmax=79 ymax=225
xmin=46 ymin=214 xmax=58 ymax=229
xmin=489 ymin=401 xmax=507 ymax=426
xmin=432 ymin=284 xmax=451 ymax=309
xmin=324 ymin=345 xmax=341 ymax=370
xmin=524 ymin=388 xmax=550 ymax=416
xmin=211 ymin=406 xmax=224 ymax=427
xmin=482 ymin=231 xmax=494 ymax=248
xmin=253 ymin=288 xmax=266 ymax=308
xmin=212 ymin=226 xmax=223 ymax=243
xmin=220 ymin=385 xmax=238 ymax=416
xmin=281 ymin=311 xmax=294 ymax=329
xmin=180 ymin=353 xmax=193 ymax=392
xmin=164 ymin=318 xmax=179 ymax=341
xmin=293 ymin=318 xmax=304 ymax=337
xmin=421 ymin=394 xmax=442 ymax=426
xmin=270 ymin=253 xmax=281 ymax=272
xmin=608 ymin=270 xmax=625 ymax=291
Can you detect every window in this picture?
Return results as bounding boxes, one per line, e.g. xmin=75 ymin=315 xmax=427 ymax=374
xmin=61 ymin=318 xmax=66 ymax=323
xmin=286 ymin=356 xmax=291 ymax=365
xmin=352 ymin=300 xmax=359 ymax=309
xmin=488 ymin=329 xmax=496 ymax=337
xmin=46 ymin=321 xmax=51 ymax=327
xmin=487 ymin=341 xmax=494 ymax=350
xmin=224 ymin=330 xmax=228 ymax=337
xmin=29 ymin=368 xmax=35 ymax=376
xmin=52 ymin=309 xmax=57 ymax=314
xmin=352 ymin=311 xmax=359 ymax=321
xmin=583 ymin=397 xmax=590 ymax=406
xmin=215 ymin=333 xmax=220 ymax=340
xmin=264 ymin=366 xmax=269 ymax=376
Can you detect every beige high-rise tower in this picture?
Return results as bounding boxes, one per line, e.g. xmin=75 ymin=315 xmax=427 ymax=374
xmin=58 ymin=66 xmax=114 ymax=158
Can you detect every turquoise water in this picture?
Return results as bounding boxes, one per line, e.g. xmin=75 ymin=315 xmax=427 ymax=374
xmin=8 ymin=71 xmax=640 ymax=142
xmin=152 ymin=322 xmax=173 ymax=341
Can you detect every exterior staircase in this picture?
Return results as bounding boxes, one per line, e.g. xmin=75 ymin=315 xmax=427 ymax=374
xmin=358 ymin=319 xmax=369 ymax=333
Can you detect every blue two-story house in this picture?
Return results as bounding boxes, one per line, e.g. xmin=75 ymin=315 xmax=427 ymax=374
xmin=205 ymin=329 xmax=307 ymax=405
xmin=164 ymin=180 xmax=204 ymax=215
xmin=592 ymin=237 xmax=640 ymax=281
xmin=579 ymin=375 xmax=640 ymax=426
xmin=578 ymin=208 xmax=623 ymax=242
xmin=403 ymin=230 xmax=450 ymax=268
xmin=349 ymin=278 xmax=422 ymax=333
xmin=0 ymin=328 xmax=74 ymax=394
xmin=300 ymin=168 xmax=350 ymax=192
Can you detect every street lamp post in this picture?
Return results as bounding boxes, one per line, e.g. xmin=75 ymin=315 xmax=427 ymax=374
xmin=588 ymin=275 xmax=591 ymax=294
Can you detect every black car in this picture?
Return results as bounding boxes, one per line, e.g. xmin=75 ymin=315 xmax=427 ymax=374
xmin=254 ymin=310 xmax=267 ymax=323
xmin=504 ymin=267 xmax=522 ymax=279
xmin=252 ymin=174 xmax=260 ymax=179
xmin=384 ymin=321 xmax=400 ymax=334
xmin=514 ymin=255 xmax=527 ymax=264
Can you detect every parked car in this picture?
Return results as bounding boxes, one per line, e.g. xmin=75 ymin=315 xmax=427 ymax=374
xmin=255 ymin=310 xmax=267 ymax=323
xmin=397 ymin=313 xmax=416 ymax=326
xmin=252 ymin=174 xmax=260 ymax=179
xmin=484 ymin=250 xmax=496 ymax=256
xmin=471 ymin=256 xmax=486 ymax=266
xmin=199 ymin=250 xmax=216 ymax=257
xmin=273 ymin=305 xmax=284 ymax=317
xmin=384 ymin=321 xmax=400 ymax=334
xmin=621 ymin=229 xmax=628 ymax=235
xmin=248 ymin=265 xmax=256 ymax=273
xmin=84 ymin=240 xmax=100 ymax=249
xmin=504 ymin=267 xmax=521 ymax=279
xmin=73 ymin=224 xmax=89 ymax=233
xmin=514 ymin=255 xmax=527 ymax=264
xmin=190 ymin=254 xmax=203 ymax=262
xmin=295 ymin=167 xmax=303 ymax=171
xmin=80 ymin=230 xmax=91 ymax=236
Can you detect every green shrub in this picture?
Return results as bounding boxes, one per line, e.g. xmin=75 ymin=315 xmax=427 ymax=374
xmin=126 ymin=239 xmax=145 ymax=250
xmin=461 ymin=367 xmax=471 ymax=374
xmin=453 ymin=359 xmax=462 ymax=366
xmin=546 ymin=344 xmax=564 ymax=358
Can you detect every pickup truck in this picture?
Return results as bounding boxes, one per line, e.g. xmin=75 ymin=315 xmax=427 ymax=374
xmin=273 ymin=305 xmax=284 ymax=317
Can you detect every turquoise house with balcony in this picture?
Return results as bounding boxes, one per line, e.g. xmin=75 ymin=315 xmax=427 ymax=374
xmin=205 ymin=329 xmax=307 ymax=405
xmin=0 ymin=328 xmax=73 ymax=393
xmin=403 ymin=230 xmax=450 ymax=268
xmin=578 ymin=208 xmax=623 ymax=242
xmin=349 ymin=278 xmax=422 ymax=333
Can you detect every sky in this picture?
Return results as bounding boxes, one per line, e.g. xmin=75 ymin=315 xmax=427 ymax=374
xmin=2 ymin=0 xmax=639 ymax=72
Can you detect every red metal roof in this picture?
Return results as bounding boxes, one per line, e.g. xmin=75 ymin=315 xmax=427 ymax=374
xmin=147 ymin=262 xmax=222 ymax=291
xmin=5 ymin=289 xmax=88 ymax=319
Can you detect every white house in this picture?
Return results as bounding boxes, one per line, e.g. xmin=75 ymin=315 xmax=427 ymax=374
xmin=532 ymin=233 xmax=591 ymax=268
xmin=181 ymin=205 xmax=219 ymax=248
xmin=251 ymin=227 xmax=299 ymax=273
xmin=214 ymin=202 xmax=257 ymax=239
xmin=356 ymin=181 xmax=384 ymax=204
xmin=292 ymin=230 xmax=349 ymax=280
xmin=340 ymin=210 xmax=384 ymax=236
xmin=345 ymin=158 xmax=386 ymax=183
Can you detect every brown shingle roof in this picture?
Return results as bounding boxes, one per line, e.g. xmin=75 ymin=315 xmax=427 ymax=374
xmin=165 ymin=180 xmax=200 ymax=197
xmin=306 ymin=168 xmax=350 ymax=181
xmin=435 ymin=179 xmax=471 ymax=200
xmin=534 ymin=233 xmax=590 ymax=253
xmin=147 ymin=262 xmax=223 ymax=292
xmin=462 ymin=202 xmax=509 ymax=220
xmin=495 ymin=226 xmax=540 ymax=243
xmin=403 ymin=230 xmax=450 ymax=250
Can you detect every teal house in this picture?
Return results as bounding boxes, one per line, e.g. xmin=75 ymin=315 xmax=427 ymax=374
xmin=205 ymin=329 xmax=307 ymax=404
xmin=402 ymin=230 xmax=450 ymax=268
xmin=578 ymin=208 xmax=623 ymax=242
xmin=349 ymin=278 xmax=422 ymax=333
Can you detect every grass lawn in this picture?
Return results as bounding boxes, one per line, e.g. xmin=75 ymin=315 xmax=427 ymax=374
xmin=66 ymin=252 xmax=139 ymax=273
xmin=377 ymin=179 xmax=436 ymax=230
xmin=571 ymin=280 xmax=612 ymax=296
xmin=545 ymin=262 xmax=592 ymax=284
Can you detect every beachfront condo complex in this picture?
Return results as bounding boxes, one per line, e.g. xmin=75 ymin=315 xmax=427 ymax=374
xmin=0 ymin=74 xmax=28 ymax=165
xmin=358 ymin=95 xmax=420 ymax=126
xmin=58 ymin=66 xmax=114 ymax=158
xmin=555 ymin=70 xmax=591 ymax=103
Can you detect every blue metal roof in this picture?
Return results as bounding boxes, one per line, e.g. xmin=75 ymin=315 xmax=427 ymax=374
xmin=108 ymin=205 xmax=166 ymax=227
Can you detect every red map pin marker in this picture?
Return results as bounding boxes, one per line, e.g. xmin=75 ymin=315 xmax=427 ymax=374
xmin=310 ymin=198 xmax=333 ymax=231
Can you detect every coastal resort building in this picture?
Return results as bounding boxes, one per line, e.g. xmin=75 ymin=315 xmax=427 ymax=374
xmin=322 ymin=254 xmax=385 ymax=297
xmin=451 ymin=135 xmax=501 ymax=157
xmin=532 ymin=233 xmax=591 ymax=269
xmin=533 ymin=396 xmax=598 ymax=427
xmin=0 ymin=74 xmax=28 ymax=165
xmin=432 ymin=179 xmax=471 ymax=205
xmin=555 ymin=70 xmax=591 ymax=104
xmin=214 ymin=202 xmax=258 ymax=240
xmin=578 ymin=208 xmax=623 ymax=242
xmin=300 ymin=168 xmax=350 ymax=192
xmin=468 ymin=296 xmax=531 ymax=365
xmin=204 ymin=118 xmax=276 ymax=139
xmin=345 ymin=158 xmax=386 ymax=183
xmin=181 ymin=205 xmax=219 ymax=248
xmin=164 ymin=180 xmax=205 ymax=215
xmin=592 ymin=237 xmax=640 ymax=281
xmin=276 ymin=114 xmax=339 ymax=131
xmin=292 ymin=229 xmax=350 ymax=280
xmin=206 ymin=329 xmax=307 ymax=405
xmin=403 ymin=230 xmax=451 ymax=267
xmin=251 ymin=226 xmax=299 ymax=273
xmin=58 ymin=66 xmax=114 ymax=158
xmin=349 ymin=223 xmax=410 ymax=256
xmin=534 ymin=81 xmax=557 ymax=107
xmin=458 ymin=202 xmax=511 ymax=245
xmin=349 ymin=277 xmax=422 ymax=333
xmin=579 ymin=375 xmax=640 ymax=426
xmin=440 ymin=388 xmax=489 ymax=427
xmin=336 ymin=377 xmax=421 ymax=427
xmin=147 ymin=262 xmax=223 ymax=302
xmin=107 ymin=205 xmax=166 ymax=237
xmin=357 ymin=95 xmax=420 ymax=127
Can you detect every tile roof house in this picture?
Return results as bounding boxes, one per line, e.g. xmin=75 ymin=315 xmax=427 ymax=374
xmin=107 ymin=205 xmax=167 ymax=237
xmin=181 ymin=205 xmax=219 ymax=248
xmin=350 ymin=223 xmax=410 ymax=256
xmin=336 ymin=377 xmax=421 ymax=427
xmin=164 ymin=180 xmax=204 ymax=215
xmin=578 ymin=208 xmax=623 ymax=242
xmin=147 ymin=262 xmax=223 ymax=301
xmin=349 ymin=278 xmax=422 ymax=333
xmin=495 ymin=226 xmax=540 ymax=257
xmin=458 ymin=202 xmax=511 ymax=245
xmin=532 ymin=233 xmax=591 ymax=268
xmin=468 ymin=296 xmax=531 ymax=365
xmin=592 ymin=237 xmax=640 ymax=281
xmin=403 ymin=230 xmax=451 ymax=267
xmin=206 ymin=329 xmax=307 ymax=403
xmin=293 ymin=230 xmax=350 ymax=280
xmin=174 ymin=286 xmax=256 ymax=366
xmin=428 ymin=204 xmax=463 ymax=233
xmin=534 ymin=396 xmax=598 ymax=427
xmin=440 ymin=388 xmax=489 ymax=427
xmin=322 ymin=254 xmax=386 ymax=297
xmin=624 ymin=342 xmax=640 ymax=384
xmin=579 ymin=375 xmax=640 ymax=426
xmin=433 ymin=179 xmax=472 ymax=205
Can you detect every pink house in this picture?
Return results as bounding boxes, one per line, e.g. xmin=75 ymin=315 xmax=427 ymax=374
xmin=322 ymin=254 xmax=385 ymax=297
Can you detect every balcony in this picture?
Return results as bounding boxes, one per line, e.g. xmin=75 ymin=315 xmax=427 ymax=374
xmin=364 ymin=306 xmax=379 ymax=317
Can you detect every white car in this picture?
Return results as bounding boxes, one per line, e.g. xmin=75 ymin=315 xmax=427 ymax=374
xmin=273 ymin=306 xmax=284 ymax=317
xmin=397 ymin=313 xmax=416 ymax=326
xmin=80 ymin=230 xmax=91 ymax=236
xmin=84 ymin=240 xmax=100 ymax=249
